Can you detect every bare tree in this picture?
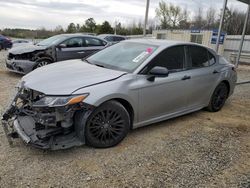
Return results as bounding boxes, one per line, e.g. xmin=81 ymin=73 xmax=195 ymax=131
xmin=193 ymin=7 xmax=206 ymax=29
xmin=156 ymin=1 xmax=184 ymax=29
xmin=179 ymin=8 xmax=190 ymax=29
xmin=225 ymin=8 xmax=245 ymax=35
xmin=206 ymin=7 xmax=216 ymax=29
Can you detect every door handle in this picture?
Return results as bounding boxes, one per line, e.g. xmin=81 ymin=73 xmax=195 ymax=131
xmin=213 ymin=70 xmax=219 ymax=74
xmin=181 ymin=75 xmax=191 ymax=80
xmin=77 ymin=51 xmax=85 ymax=54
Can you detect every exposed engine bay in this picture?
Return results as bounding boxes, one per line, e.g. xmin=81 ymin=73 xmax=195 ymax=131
xmin=1 ymin=87 xmax=93 ymax=150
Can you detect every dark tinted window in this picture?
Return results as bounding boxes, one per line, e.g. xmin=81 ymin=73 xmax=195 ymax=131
xmin=61 ymin=37 xmax=83 ymax=48
xmin=146 ymin=46 xmax=185 ymax=73
xmin=105 ymin=36 xmax=113 ymax=42
xmin=114 ymin=36 xmax=125 ymax=42
xmin=189 ymin=46 xmax=209 ymax=68
xmin=85 ymin=37 xmax=105 ymax=46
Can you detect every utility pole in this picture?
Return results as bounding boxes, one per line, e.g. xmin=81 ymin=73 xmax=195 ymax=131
xmin=143 ymin=0 xmax=150 ymax=37
xmin=216 ymin=0 xmax=227 ymax=53
xmin=235 ymin=4 xmax=250 ymax=67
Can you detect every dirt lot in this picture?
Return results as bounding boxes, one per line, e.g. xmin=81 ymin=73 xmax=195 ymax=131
xmin=0 ymin=50 xmax=249 ymax=188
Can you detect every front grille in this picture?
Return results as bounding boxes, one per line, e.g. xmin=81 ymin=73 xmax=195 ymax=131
xmin=8 ymin=53 xmax=33 ymax=60
xmin=8 ymin=53 xmax=14 ymax=60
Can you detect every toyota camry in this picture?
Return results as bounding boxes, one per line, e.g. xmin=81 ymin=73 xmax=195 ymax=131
xmin=2 ymin=39 xmax=237 ymax=150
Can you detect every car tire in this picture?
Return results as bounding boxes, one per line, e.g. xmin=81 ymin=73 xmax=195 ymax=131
xmin=35 ymin=58 xmax=52 ymax=69
xmin=76 ymin=100 xmax=130 ymax=148
xmin=207 ymin=82 xmax=229 ymax=112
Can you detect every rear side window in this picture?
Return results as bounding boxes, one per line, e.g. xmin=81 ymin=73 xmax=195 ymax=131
xmin=189 ymin=46 xmax=210 ymax=68
xmin=85 ymin=37 xmax=105 ymax=46
xmin=61 ymin=37 xmax=84 ymax=48
xmin=105 ymin=36 xmax=113 ymax=42
xmin=114 ymin=37 xmax=125 ymax=42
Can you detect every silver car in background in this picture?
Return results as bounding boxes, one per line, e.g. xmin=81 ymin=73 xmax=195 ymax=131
xmin=2 ymin=39 xmax=237 ymax=150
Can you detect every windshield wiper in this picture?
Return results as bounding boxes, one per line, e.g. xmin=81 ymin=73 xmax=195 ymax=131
xmin=94 ymin=64 xmax=105 ymax=68
xmin=83 ymin=59 xmax=106 ymax=68
xmin=84 ymin=59 xmax=91 ymax=64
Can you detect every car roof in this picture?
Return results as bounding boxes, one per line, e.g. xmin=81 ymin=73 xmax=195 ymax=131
xmin=123 ymin=38 xmax=216 ymax=54
xmin=124 ymin=39 xmax=195 ymax=47
xmin=98 ymin=34 xmax=126 ymax=38
xmin=58 ymin=33 xmax=98 ymax=38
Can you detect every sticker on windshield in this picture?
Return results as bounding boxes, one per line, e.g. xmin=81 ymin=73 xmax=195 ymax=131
xmin=146 ymin=48 xmax=153 ymax=53
xmin=132 ymin=51 xmax=150 ymax=63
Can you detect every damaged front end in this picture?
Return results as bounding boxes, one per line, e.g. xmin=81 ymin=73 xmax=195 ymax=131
xmin=1 ymin=86 xmax=93 ymax=150
xmin=6 ymin=46 xmax=54 ymax=74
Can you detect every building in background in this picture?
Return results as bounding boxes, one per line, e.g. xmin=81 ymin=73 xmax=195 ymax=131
xmin=153 ymin=29 xmax=225 ymax=56
xmin=153 ymin=29 xmax=250 ymax=65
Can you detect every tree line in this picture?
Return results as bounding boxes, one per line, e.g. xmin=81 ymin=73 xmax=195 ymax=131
xmin=155 ymin=1 xmax=250 ymax=35
xmin=0 ymin=1 xmax=249 ymax=39
xmin=0 ymin=18 xmax=144 ymax=39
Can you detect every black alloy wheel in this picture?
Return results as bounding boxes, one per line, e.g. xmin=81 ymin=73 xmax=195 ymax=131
xmin=207 ymin=82 xmax=229 ymax=112
xmin=84 ymin=101 xmax=130 ymax=148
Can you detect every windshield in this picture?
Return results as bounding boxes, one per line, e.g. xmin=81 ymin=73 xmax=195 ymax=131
xmin=37 ymin=35 xmax=66 ymax=46
xmin=86 ymin=42 xmax=158 ymax=72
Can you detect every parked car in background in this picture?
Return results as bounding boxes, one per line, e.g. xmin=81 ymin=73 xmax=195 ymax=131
xmin=0 ymin=35 xmax=12 ymax=50
xmin=6 ymin=34 xmax=108 ymax=74
xmin=98 ymin=34 xmax=127 ymax=45
xmin=2 ymin=39 xmax=237 ymax=150
xmin=12 ymin=39 xmax=33 ymax=48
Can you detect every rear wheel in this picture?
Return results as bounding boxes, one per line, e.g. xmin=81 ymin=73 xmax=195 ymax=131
xmin=207 ymin=82 xmax=229 ymax=112
xmin=83 ymin=101 xmax=130 ymax=148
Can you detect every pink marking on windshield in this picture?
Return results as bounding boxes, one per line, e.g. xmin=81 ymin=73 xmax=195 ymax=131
xmin=146 ymin=48 xmax=153 ymax=53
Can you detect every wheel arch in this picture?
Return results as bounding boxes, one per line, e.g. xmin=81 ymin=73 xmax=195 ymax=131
xmin=33 ymin=56 xmax=53 ymax=70
xmin=112 ymin=98 xmax=134 ymax=129
xmin=94 ymin=97 xmax=135 ymax=129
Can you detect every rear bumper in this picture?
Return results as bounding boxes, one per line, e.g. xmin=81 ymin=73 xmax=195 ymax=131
xmin=6 ymin=59 xmax=36 ymax=74
xmin=3 ymin=116 xmax=84 ymax=150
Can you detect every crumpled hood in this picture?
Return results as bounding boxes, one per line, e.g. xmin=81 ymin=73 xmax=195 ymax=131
xmin=22 ymin=60 xmax=126 ymax=95
xmin=8 ymin=44 xmax=47 ymax=55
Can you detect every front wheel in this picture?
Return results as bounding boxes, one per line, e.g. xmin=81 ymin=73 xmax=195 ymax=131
xmin=207 ymin=82 xmax=229 ymax=112
xmin=35 ymin=58 xmax=51 ymax=69
xmin=80 ymin=101 xmax=130 ymax=148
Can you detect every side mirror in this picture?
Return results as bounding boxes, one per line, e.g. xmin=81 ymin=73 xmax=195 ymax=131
xmin=57 ymin=43 xmax=67 ymax=49
xmin=147 ymin=66 xmax=169 ymax=81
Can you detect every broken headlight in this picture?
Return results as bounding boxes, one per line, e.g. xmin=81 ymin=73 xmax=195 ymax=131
xmin=32 ymin=94 xmax=88 ymax=107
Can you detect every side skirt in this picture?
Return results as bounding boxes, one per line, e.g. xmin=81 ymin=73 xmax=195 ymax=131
xmin=133 ymin=105 xmax=205 ymax=129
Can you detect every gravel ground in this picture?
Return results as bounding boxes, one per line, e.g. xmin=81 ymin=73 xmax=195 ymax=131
xmin=0 ymin=50 xmax=250 ymax=188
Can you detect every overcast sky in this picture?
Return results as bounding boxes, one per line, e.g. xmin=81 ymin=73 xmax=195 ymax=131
xmin=0 ymin=0 xmax=248 ymax=30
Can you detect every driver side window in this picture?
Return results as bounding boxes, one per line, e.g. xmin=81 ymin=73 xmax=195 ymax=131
xmin=144 ymin=46 xmax=185 ymax=73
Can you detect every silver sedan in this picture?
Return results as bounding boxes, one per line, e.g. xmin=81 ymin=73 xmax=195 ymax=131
xmin=2 ymin=39 xmax=237 ymax=150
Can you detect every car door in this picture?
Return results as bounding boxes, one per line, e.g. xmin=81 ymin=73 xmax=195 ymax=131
xmin=137 ymin=46 xmax=190 ymax=123
xmin=83 ymin=37 xmax=107 ymax=57
xmin=184 ymin=45 xmax=220 ymax=108
xmin=56 ymin=37 xmax=86 ymax=61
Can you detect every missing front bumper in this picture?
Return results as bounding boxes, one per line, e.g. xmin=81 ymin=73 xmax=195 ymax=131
xmin=2 ymin=116 xmax=84 ymax=150
xmin=1 ymin=87 xmax=94 ymax=150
